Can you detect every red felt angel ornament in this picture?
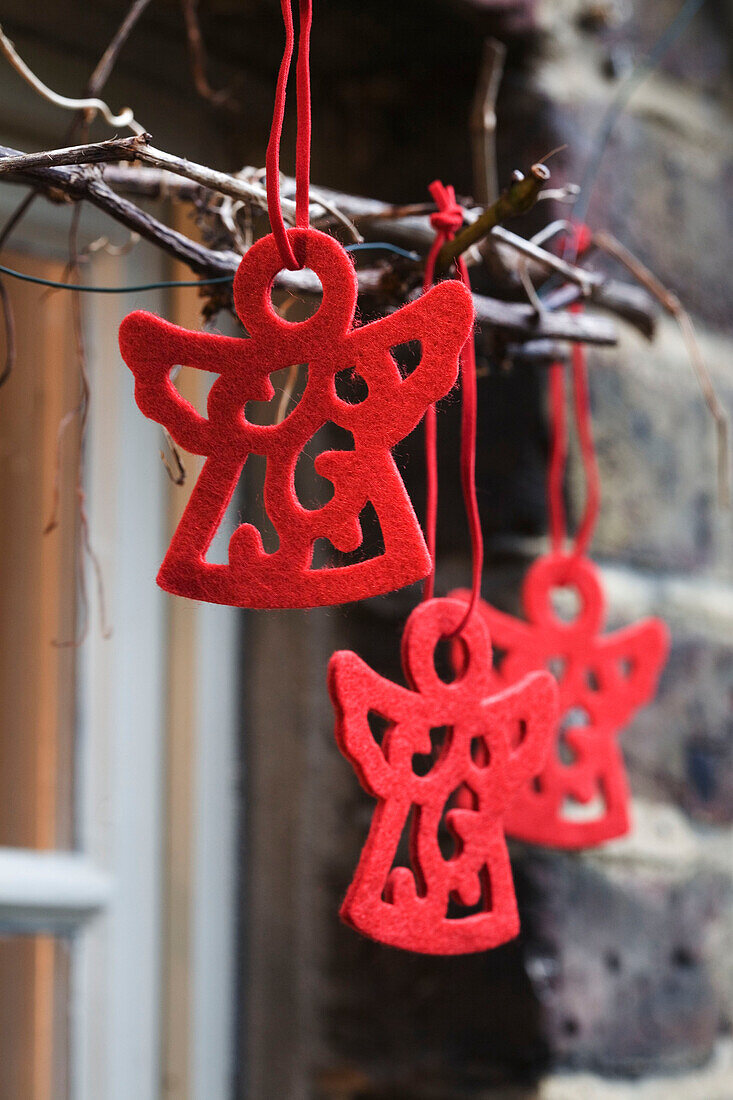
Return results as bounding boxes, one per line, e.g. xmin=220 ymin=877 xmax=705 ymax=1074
xmin=330 ymin=596 xmax=558 ymax=954
xmin=118 ymin=0 xmax=473 ymax=609
xmin=452 ymin=326 xmax=669 ymax=848
xmin=328 ymin=183 xmax=559 ymax=954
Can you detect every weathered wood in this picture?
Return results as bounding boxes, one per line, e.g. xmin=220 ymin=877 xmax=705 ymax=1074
xmin=545 ymin=280 xmax=659 ymax=340
xmin=0 ymin=141 xmax=241 ymax=278
xmin=436 ymin=163 xmax=550 ymax=274
xmin=472 ymin=292 xmax=617 ymax=345
xmin=0 ymin=145 xmax=619 ymax=345
xmin=0 ymin=134 xmax=150 ymax=175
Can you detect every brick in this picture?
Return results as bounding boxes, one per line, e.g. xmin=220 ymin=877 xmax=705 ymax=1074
xmin=589 ymin=799 xmax=733 ymax=1032
xmin=514 ymin=850 xmax=724 ymax=1075
xmin=538 ymin=1038 xmax=733 ymax=1100
xmin=599 ymin=567 xmax=733 ymax=825
xmin=530 ymin=12 xmax=733 ymax=332
xmin=575 ymin=322 xmax=733 ymax=578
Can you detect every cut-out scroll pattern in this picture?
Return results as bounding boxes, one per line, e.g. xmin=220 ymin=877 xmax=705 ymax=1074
xmin=119 ymin=227 xmax=474 ymax=608
xmin=328 ymin=597 xmax=558 ymax=954
xmin=452 ymin=552 xmax=669 ymax=848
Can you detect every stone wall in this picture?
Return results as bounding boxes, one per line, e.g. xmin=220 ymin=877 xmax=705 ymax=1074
xmin=521 ymin=4 xmax=733 ymax=1094
xmin=241 ymin=2 xmax=733 ymax=1097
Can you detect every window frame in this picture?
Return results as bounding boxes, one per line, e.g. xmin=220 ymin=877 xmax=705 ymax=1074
xmin=0 ymin=197 xmax=239 ymax=1099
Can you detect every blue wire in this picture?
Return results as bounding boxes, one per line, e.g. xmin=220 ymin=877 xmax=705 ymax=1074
xmin=0 ymin=263 xmax=232 ymax=293
xmin=0 ymin=242 xmax=418 ymax=295
xmin=346 ymin=242 xmax=420 ymax=261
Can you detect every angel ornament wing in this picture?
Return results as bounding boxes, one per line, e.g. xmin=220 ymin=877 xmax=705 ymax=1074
xmin=452 ymin=552 xmax=669 ymax=848
xmin=119 ymin=228 xmax=474 ymax=609
xmin=328 ymin=597 xmax=558 ymax=954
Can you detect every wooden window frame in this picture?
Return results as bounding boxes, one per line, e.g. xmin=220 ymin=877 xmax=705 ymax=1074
xmin=0 ymin=198 xmax=239 ymax=1099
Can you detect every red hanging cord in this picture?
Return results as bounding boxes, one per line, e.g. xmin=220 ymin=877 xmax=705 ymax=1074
xmin=547 ymin=358 xmax=568 ymax=553
xmin=265 ymin=0 xmax=313 ymax=270
xmin=294 ymin=0 xmax=312 ymax=230
xmin=421 ymin=183 xmax=457 ymax=601
xmin=571 ymin=318 xmax=601 ymax=556
xmin=546 ymin=303 xmax=601 ymax=557
xmin=422 ymin=181 xmax=483 ymax=633
xmin=423 ymin=400 xmax=439 ymax=598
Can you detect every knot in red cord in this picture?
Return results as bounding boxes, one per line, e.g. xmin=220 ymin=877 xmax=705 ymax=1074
xmin=558 ymin=222 xmax=593 ymax=258
xmin=429 ymin=180 xmax=463 ymax=238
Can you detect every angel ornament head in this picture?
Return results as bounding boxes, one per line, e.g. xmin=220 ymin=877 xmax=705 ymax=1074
xmin=120 ymin=228 xmax=474 ymax=609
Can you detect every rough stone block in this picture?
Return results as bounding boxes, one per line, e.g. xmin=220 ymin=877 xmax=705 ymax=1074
xmin=534 ymin=3 xmax=733 ymax=332
xmin=537 ymin=1038 xmax=733 ymax=1100
xmin=587 ymin=799 xmax=733 ymax=1034
xmin=514 ymin=849 xmax=724 ymax=1076
xmin=576 ymin=322 xmax=733 ymax=579
xmin=601 ymin=567 xmax=733 ymax=825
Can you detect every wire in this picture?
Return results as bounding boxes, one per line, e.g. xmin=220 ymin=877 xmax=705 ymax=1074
xmin=0 ymin=262 xmax=232 ymax=293
xmin=0 ymin=242 xmax=418 ymax=294
xmin=346 ymin=242 xmax=420 ymax=261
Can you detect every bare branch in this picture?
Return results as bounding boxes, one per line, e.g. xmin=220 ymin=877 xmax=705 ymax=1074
xmin=133 ymin=147 xmax=358 ymax=240
xmin=84 ymin=0 xmax=154 ymax=101
xmin=0 ymin=23 xmax=144 ymax=133
xmin=181 ymin=0 xmax=240 ymax=111
xmin=436 ymin=163 xmax=550 ymax=274
xmin=0 ymin=133 xmax=150 ymax=176
xmin=120 ymin=142 xmax=278 ymax=210
xmin=470 ymin=38 xmax=506 ymax=206
xmin=160 ymin=429 xmax=186 ymax=485
xmin=47 ymin=208 xmax=112 ymax=645
xmin=102 ymin=163 xmax=372 ymax=240
xmin=0 ymin=0 xmax=154 ymax=254
xmin=0 ymin=141 xmax=240 ymax=275
xmin=96 ymin=165 xmax=652 ymax=340
xmin=99 ymin=163 xmax=203 ymax=200
xmin=503 ymin=339 xmax=574 ymax=364
xmin=593 ymin=231 xmax=677 ymax=313
xmin=471 ymin=292 xmax=617 ymax=345
xmin=492 ymin=224 xmax=599 ymax=293
xmin=545 ymin=280 xmax=659 ymax=341
xmin=0 ymin=142 xmax=620 ymax=346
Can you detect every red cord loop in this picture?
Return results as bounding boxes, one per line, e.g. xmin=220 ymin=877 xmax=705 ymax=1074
xmin=422 ymin=180 xmax=483 ymax=636
xmin=266 ymin=0 xmax=313 ymax=271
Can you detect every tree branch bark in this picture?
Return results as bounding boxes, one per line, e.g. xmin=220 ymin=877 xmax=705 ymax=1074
xmin=0 ymin=134 xmax=150 ymax=176
xmin=0 ymin=142 xmax=618 ymax=346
